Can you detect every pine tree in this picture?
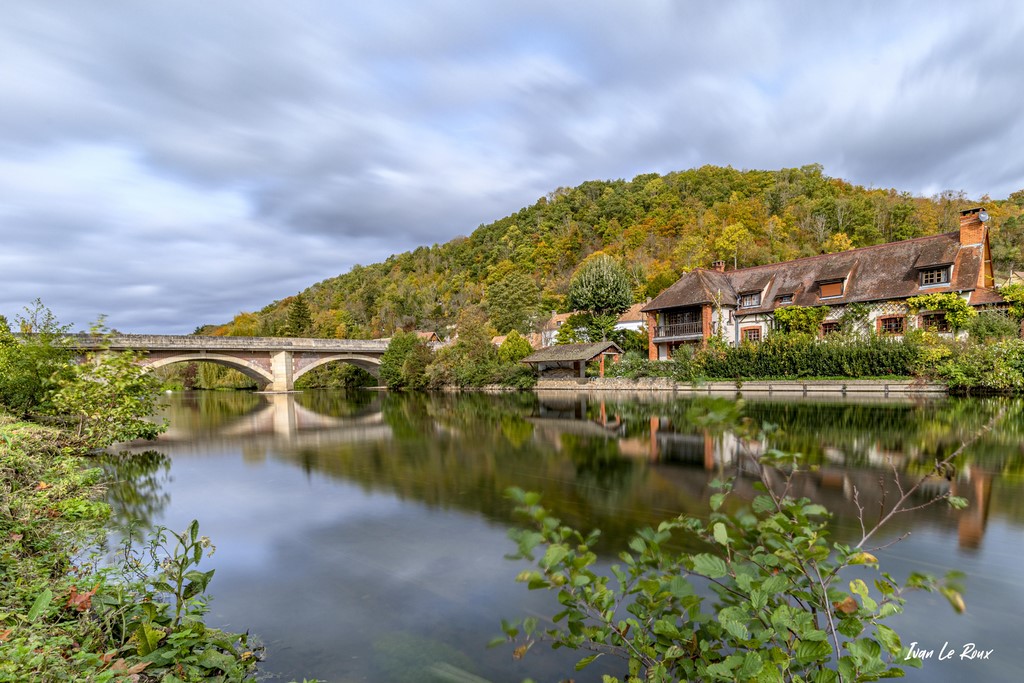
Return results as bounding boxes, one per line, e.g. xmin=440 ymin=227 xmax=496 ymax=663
xmin=285 ymin=294 xmax=312 ymax=337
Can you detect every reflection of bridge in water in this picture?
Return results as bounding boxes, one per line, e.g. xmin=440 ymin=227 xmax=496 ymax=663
xmin=134 ymin=393 xmax=391 ymax=454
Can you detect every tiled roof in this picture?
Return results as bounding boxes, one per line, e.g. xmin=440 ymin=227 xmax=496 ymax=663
xmin=642 ymin=269 xmax=735 ymax=311
xmin=616 ymin=302 xmax=647 ymax=323
xmin=644 ymin=231 xmax=1002 ymax=314
xmin=970 ymin=288 xmax=1005 ymax=305
xmin=522 ymin=341 xmax=623 ymax=364
xmin=541 ymin=312 xmax=575 ymax=331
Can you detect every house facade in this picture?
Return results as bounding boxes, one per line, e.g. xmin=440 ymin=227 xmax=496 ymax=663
xmin=642 ymin=207 xmax=1004 ymax=360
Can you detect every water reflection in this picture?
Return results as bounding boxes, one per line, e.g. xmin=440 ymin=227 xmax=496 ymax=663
xmin=106 ymin=391 xmax=1024 ymax=682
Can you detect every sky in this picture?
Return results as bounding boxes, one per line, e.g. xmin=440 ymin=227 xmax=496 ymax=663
xmin=2 ymin=1 xmax=1023 ymax=334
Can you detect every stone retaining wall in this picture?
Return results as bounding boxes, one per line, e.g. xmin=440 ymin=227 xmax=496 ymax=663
xmin=535 ymin=377 xmax=946 ymax=397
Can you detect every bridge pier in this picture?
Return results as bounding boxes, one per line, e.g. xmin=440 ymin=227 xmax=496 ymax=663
xmin=270 ymin=350 xmax=295 ymax=392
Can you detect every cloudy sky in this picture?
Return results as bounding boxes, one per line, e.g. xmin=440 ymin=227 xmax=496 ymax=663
xmin=2 ymin=1 xmax=1023 ymax=334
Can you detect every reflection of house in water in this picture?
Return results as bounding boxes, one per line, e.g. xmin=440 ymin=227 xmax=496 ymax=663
xmin=646 ymin=417 xmax=747 ymax=470
xmin=530 ymin=394 xmax=997 ymax=550
xmin=953 ymin=471 xmax=992 ymax=550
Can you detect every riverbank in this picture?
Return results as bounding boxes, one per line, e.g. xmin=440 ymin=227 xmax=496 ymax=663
xmin=0 ymin=414 xmax=262 ymax=681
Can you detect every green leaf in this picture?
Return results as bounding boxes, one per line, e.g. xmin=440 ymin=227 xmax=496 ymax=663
xmin=706 ymin=654 xmax=743 ymax=677
xmin=26 ymin=588 xmax=53 ymax=622
xmin=878 ymin=667 xmax=906 ymax=678
xmin=669 ymin=575 xmax=694 ymax=598
xmin=719 ymin=607 xmax=750 ymax=640
xmin=737 ymin=651 xmax=764 ymax=679
xmin=571 ymin=573 xmax=591 ymax=587
xmin=877 ymin=602 xmax=902 ymax=618
xmin=812 ymin=669 xmax=839 ymax=683
xmin=134 ymin=624 xmax=165 ymax=656
xmin=762 ymin=574 xmax=788 ymax=594
xmin=847 ymin=637 xmax=882 ymax=664
xmin=940 ymin=586 xmax=966 ymax=613
xmin=794 ymin=639 xmax=831 ymax=664
xmin=875 ymin=624 xmax=902 ymax=656
xmin=653 ymin=619 xmax=681 ymax=639
xmin=712 ymin=522 xmax=729 ymax=546
xmin=628 ymin=537 xmax=647 ymax=554
xmin=540 ymin=544 xmax=569 ymax=570
xmin=575 ymin=653 xmax=601 ymax=670
xmin=691 ymin=553 xmax=728 ymax=578
xmin=197 ymin=648 xmax=237 ymax=672
xmin=837 ymin=617 xmax=864 ymax=638
xmin=710 ymin=492 xmax=726 ymax=511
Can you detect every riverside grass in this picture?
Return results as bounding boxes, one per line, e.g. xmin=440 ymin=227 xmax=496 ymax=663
xmin=0 ymin=415 xmax=261 ymax=682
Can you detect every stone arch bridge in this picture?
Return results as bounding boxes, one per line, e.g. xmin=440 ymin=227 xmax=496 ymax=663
xmin=72 ymin=335 xmax=390 ymax=391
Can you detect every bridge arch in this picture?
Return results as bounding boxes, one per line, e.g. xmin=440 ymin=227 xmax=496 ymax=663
xmin=294 ymin=354 xmax=382 ymax=382
xmin=140 ymin=353 xmax=274 ymax=389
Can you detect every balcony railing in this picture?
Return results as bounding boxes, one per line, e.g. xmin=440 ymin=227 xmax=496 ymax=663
xmin=654 ymin=321 xmax=703 ymax=339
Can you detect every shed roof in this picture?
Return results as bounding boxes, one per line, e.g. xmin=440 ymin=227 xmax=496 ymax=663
xmin=522 ymin=341 xmax=623 ymax=364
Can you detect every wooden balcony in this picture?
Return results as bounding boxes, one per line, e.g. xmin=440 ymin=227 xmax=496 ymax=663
xmin=653 ymin=321 xmax=703 ymax=341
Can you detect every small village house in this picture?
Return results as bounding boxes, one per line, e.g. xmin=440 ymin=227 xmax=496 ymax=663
xmin=521 ymin=341 xmax=623 ymax=378
xmin=642 ymin=207 xmax=1005 ymax=360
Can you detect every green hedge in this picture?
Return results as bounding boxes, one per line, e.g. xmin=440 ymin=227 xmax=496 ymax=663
xmin=608 ymin=335 xmax=921 ymax=381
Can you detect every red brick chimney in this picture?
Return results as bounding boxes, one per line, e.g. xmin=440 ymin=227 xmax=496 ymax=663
xmin=959 ymin=207 xmax=987 ymax=246
xmin=712 ymin=260 xmax=726 ymax=273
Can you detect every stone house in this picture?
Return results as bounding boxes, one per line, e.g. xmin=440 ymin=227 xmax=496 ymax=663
xmin=642 ymin=207 xmax=1005 ymax=360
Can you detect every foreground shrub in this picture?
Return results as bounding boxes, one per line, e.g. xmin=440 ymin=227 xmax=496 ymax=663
xmin=934 ymin=338 xmax=1024 ymax=393
xmin=966 ymin=311 xmax=1020 ymax=342
xmin=0 ymin=419 xmax=259 ymax=681
xmin=499 ymin=411 xmax=984 ymax=682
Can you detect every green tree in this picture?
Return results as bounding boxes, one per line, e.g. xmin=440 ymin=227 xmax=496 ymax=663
xmin=0 ymin=299 xmax=74 ymax=416
xmin=284 ymin=294 xmax=312 ymax=337
xmin=555 ymin=312 xmax=619 ymax=344
xmin=497 ymin=330 xmax=533 ymax=363
xmin=713 ymin=221 xmax=751 ymax=268
xmin=380 ymin=331 xmax=430 ymax=390
xmin=50 ymin=333 xmax=166 ymax=447
xmin=567 ymin=254 xmax=633 ymax=319
xmin=611 ymin=327 xmax=649 ymax=355
xmin=486 ymin=271 xmax=541 ymax=334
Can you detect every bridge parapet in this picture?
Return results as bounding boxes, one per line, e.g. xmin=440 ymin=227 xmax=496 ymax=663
xmin=68 ymin=334 xmax=391 ymax=353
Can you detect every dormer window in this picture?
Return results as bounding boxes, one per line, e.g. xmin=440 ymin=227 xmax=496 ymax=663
xmin=739 ymin=292 xmax=761 ymax=308
xmin=775 ymin=294 xmax=794 ymax=305
xmin=920 ymin=266 xmax=950 ymax=287
xmin=819 ymin=281 xmax=844 ymax=298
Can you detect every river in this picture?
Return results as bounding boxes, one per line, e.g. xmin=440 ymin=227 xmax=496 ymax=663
xmin=105 ymin=390 xmax=1024 ymax=682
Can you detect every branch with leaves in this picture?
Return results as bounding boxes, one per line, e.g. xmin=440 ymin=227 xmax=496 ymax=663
xmin=498 ymin=408 xmax=993 ymax=682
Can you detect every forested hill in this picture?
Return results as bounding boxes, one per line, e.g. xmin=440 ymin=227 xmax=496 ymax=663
xmin=206 ymin=164 xmax=1024 ymax=339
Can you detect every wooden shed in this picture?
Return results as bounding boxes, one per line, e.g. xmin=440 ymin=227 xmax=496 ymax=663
xmin=521 ymin=341 xmax=623 ymax=379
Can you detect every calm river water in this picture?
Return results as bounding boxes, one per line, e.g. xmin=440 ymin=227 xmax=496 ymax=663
xmin=106 ymin=390 xmax=1024 ymax=682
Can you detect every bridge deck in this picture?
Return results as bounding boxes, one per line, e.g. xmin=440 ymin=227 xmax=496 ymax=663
xmin=68 ymin=334 xmax=390 ymax=353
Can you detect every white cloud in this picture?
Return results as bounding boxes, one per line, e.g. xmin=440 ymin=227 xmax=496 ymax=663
xmin=1 ymin=0 xmax=1022 ymax=332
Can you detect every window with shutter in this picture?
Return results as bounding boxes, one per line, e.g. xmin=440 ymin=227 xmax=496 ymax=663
xmin=819 ymin=281 xmax=844 ymax=298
